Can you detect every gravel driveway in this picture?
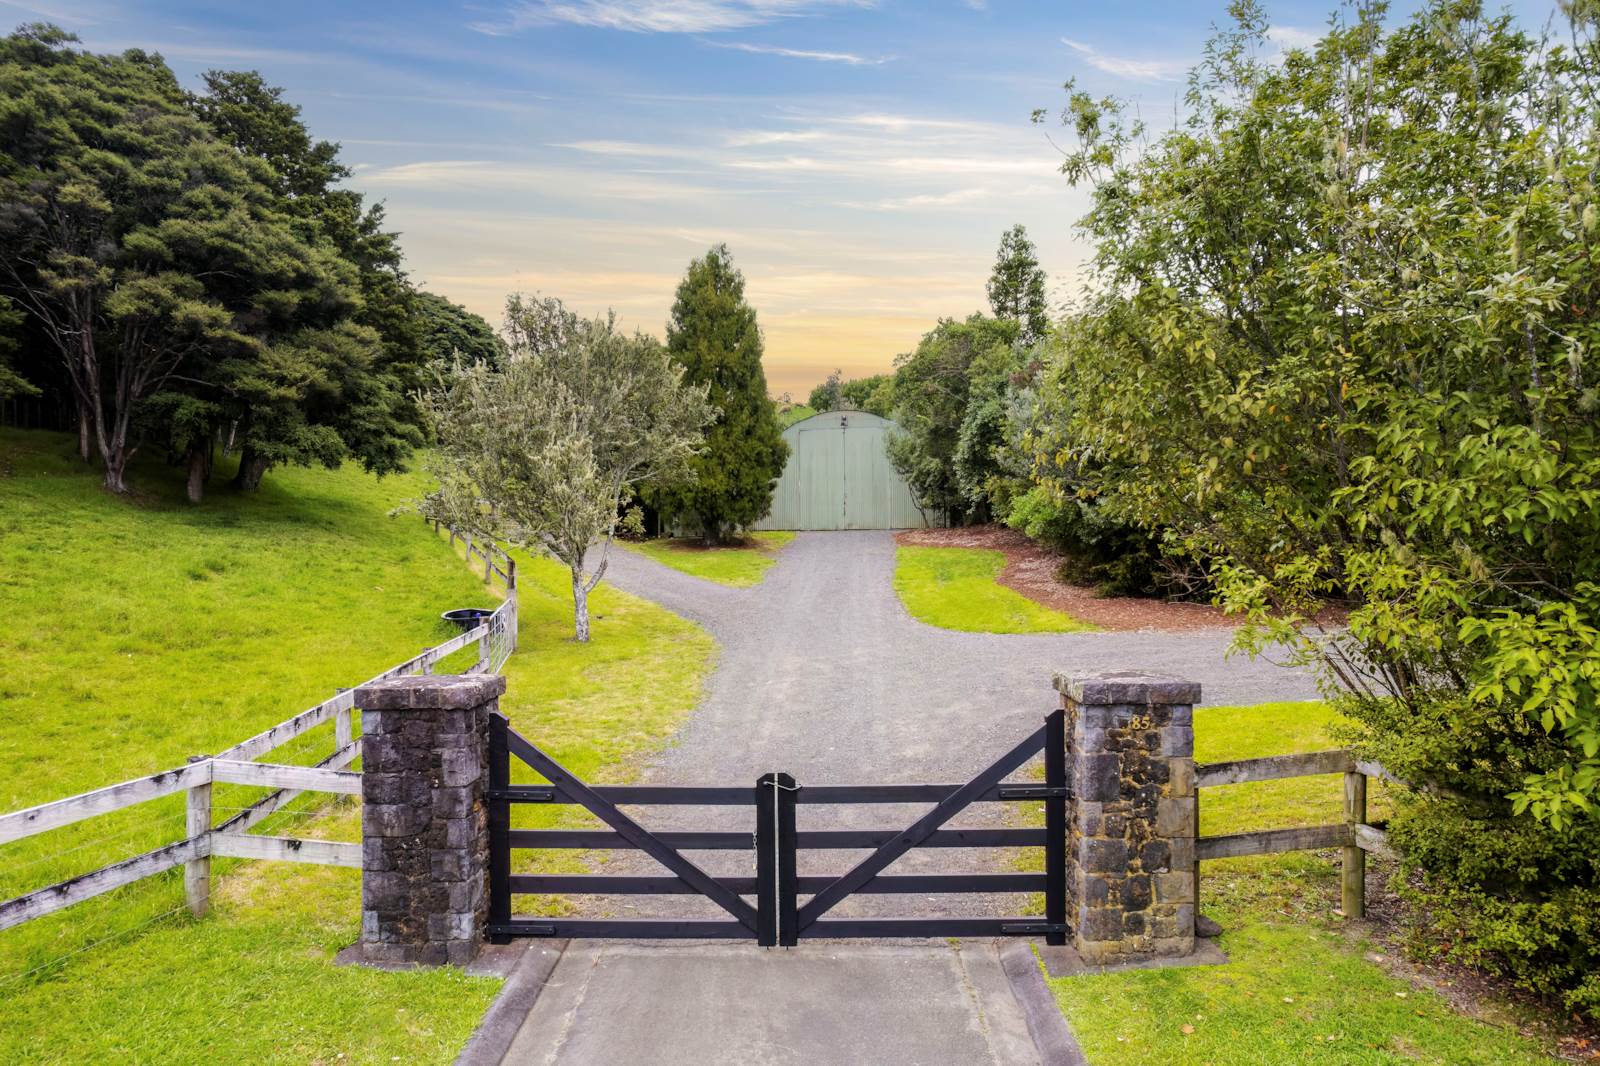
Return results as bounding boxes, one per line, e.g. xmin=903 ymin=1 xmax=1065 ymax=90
xmin=575 ymin=530 xmax=1321 ymax=922
xmin=497 ymin=532 xmax=1324 ymax=1065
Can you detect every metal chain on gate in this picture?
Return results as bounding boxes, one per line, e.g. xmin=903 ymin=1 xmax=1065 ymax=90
xmin=766 ymin=771 xmax=799 ymax=946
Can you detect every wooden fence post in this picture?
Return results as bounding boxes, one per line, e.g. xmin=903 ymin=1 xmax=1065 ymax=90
xmin=335 ymin=703 xmax=353 ymax=752
xmin=184 ymin=757 xmax=212 ymax=917
xmin=1343 ymin=770 xmax=1367 ymax=919
xmin=1192 ymin=789 xmax=1202 ymax=922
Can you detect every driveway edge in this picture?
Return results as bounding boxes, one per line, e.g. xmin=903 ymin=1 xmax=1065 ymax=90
xmin=455 ymin=939 xmax=568 ymax=1066
xmin=999 ymin=940 xmax=1090 ymax=1066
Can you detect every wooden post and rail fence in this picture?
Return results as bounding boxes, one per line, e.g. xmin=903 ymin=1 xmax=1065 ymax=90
xmin=0 ymin=526 xmax=516 ymax=934
xmin=1193 ymin=748 xmax=1396 ymax=920
xmin=5 ymin=594 xmax=1401 ymax=968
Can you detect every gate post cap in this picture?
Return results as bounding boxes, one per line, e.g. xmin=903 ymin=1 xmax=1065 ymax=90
xmin=1054 ymin=672 xmax=1201 ymax=706
xmin=354 ymin=673 xmax=506 ymax=710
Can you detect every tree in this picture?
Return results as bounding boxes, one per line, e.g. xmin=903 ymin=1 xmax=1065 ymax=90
xmin=649 ymin=245 xmax=788 ymax=542
xmin=422 ymin=295 xmax=713 ymax=641
xmin=808 ymin=371 xmax=895 ymax=416
xmin=0 ymin=295 xmax=35 ymax=400
xmin=986 ymin=224 xmax=1049 ymax=345
xmin=886 ymin=314 xmax=1018 ymax=522
xmin=841 ymin=373 xmax=895 ymax=416
xmin=0 ymin=26 xmax=245 ymax=492
xmin=193 ymin=69 xmax=426 ymax=491
xmin=807 ymin=368 xmax=843 ymax=412
xmin=416 ymin=291 xmax=505 ymax=368
xmin=1034 ymin=0 xmax=1600 ymax=1014
xmin=192 ymin=69 xmax=345 ymax=202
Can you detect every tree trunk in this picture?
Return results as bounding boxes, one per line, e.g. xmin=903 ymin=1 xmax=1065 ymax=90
xmin=76 ymin=403 xmax=91 ymax=463
xmin=185 ymin=445 xmax=209 ymax=504
xmin=232 ymin=447 xmax=269 ymax=491
xmin=102 ymin=447 xmax=130 ymax=494
xmin=570 ymin=565 xmax=591 ymax=642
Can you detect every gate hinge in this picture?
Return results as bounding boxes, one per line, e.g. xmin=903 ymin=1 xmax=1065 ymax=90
xmin=1000 ymin=921 xmax=1070 ymax=935
xmin=486 ymin=786 xmax=557 ymax=803
xmin=997 ymin=785 xmax=1069 ymax=800
xmin=487 ymin=922 xmax=557 ymax=937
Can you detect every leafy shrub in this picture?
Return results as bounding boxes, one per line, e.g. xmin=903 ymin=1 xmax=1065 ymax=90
xmin=1004 ymin=484 xmax=1163 ymax=597
xmin=1387 ymin=793 xmax=1600 ymax=1018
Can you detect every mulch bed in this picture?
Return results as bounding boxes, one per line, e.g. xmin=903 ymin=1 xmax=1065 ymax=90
xmin=896 ymin=525 xmax=1234 ymax=632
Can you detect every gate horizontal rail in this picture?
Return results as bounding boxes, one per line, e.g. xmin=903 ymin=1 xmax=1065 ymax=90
xmin=506 ymin=828 xmax=1048 ymax=849
xmin=485 ymin=917 xmax=1065 ymax=940
xmin=489 ymin=783 xmax=1065 ymax=805
xmin=508 ymin=873 xmax=1048 ymax=894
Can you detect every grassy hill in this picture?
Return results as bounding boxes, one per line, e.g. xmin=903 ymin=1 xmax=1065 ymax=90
xmin=777 ymin=402 xmax=816 ymax=427
xmin=0 ymin=428 xmax=714 ymax=1064
xmin=0 ymin=428 xmax=497 ymax=809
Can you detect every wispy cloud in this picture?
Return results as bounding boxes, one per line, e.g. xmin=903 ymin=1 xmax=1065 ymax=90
xmin=842 ymin=186 xmax=995 ymax=211
xmin=700 ymin=39 xmax=888 ymax=65
xmin=725 ymin=129 xmax=828 ymax=147
xmin=827 ymin=112 xmax=993 ymax=134
xmin=550 ymin=139 xmax=704 ymax=159
xmin=469 ymin=0 xmax=867 ymax=36
xmin=1060 ymin=36 xmax=1187 ymax=83
xmin=359 ymin=159 xmax=728 ymax=203
xmin=0 ymin=0 xmax=103 ymax=24
xmin=1266 ymin=25 xmax=1320 ymax=52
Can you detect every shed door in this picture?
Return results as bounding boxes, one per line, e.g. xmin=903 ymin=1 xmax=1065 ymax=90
xmin=797 ymin=425 xmax=844 ymax=529
xmin=842 ymin=420 xmax=891 ymax=529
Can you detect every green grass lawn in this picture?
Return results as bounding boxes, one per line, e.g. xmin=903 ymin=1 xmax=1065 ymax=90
xmin=893 ymin=544 xmax=1093 ymax=633
xmin=626 ymin=530 xmax=795 ymax=587
xmin=0 ymin=428 xmax=715 ymax=1064
xmin=1040 ymin=701 xmax=1561 ymax=1064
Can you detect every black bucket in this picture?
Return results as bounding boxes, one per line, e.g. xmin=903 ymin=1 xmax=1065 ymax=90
xmin=442 ymin=607 xmax=494 ymax=631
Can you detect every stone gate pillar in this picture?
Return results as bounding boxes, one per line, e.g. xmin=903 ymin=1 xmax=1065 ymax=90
xmin=353 ymin=673 xmax=505 ymax=967
xmin=1056 ymin=672 xmax=1199 ymax=964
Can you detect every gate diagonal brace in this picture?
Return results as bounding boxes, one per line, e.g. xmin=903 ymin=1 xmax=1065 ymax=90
xmin=505 ymin=730 xmax=761 ymax=932
xmin=794 ymin=723 xmax=1049 ymax=931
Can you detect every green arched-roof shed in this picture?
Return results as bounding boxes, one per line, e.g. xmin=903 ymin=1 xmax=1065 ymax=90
xmin=751 ymin=410 xmax=930 ymax=531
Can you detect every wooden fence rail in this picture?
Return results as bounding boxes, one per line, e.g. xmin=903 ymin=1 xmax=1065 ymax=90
xmin=1194 ymin=748 xmax=1392 ymax=919
xmin=0 ymin=529 xmax=517 ymax=933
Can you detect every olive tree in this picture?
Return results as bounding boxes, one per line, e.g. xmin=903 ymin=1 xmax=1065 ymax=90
xmin=421 ymin=295 xmax=713 ymax=641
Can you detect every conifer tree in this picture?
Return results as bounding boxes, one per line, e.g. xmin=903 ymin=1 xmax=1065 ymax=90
xmin=986 ymin=224 xmax=1049 ymax=344
xmin=650 ymin=245 xmax=787 ymax=542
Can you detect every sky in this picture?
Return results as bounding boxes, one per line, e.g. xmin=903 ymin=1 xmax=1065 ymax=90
xmin=0 ymin=0 xmax=1564 ymax=396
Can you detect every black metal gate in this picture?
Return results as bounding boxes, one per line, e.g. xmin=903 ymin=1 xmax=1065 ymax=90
xmin=485 ymin=710 xmax=1068 ymax=946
